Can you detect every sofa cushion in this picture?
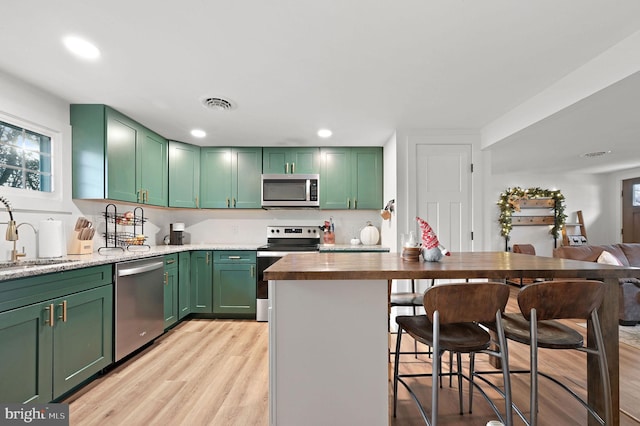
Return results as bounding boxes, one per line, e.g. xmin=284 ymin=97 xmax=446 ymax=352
xmin=619 ymin=244 xmax=640 ymax=266
xmin=597 ymin=250 xmax=623 ymax=266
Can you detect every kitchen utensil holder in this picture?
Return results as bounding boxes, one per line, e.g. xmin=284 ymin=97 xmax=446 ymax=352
xmin=68 ymin=237 xmax=94 ymax=255
xmin=99 ymin=204 xmax=149 ymax=254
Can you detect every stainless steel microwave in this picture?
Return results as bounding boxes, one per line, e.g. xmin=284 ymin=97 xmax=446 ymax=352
xmin=261 ymin=174 xmax=319 ymax=207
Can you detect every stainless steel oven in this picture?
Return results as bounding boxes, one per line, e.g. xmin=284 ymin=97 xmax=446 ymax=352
xmin=256 ymin=225 xmax=320 ymax=321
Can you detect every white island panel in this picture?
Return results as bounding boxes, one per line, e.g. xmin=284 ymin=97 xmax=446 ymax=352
xmin=269 ymin=279 xmax=389 ymax=426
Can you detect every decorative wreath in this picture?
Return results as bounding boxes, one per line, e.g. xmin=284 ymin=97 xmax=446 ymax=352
xmin=497 ymin=187 xmax=567 ymax=239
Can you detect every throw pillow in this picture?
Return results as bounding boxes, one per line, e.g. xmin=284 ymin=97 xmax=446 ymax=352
xmin=597 ymin=250 xmax=623 ymax=266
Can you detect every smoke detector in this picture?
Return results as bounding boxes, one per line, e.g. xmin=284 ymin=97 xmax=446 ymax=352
xmin=201 ymin=97 xmax=236 ymax=111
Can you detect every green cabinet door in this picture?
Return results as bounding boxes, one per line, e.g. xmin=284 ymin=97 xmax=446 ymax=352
xmin=138 ymin=128 xmax=168 ymax=206
xmin=178 ymin=251 xmax=191 ymax=319
xmin=200 ymin=148 xmax=233 ymax=208
xmin=52 ymin=285 xmax=113 ymax=399
xmin=351 ymin=147 xmax=383 ymax=209
xmin=163 ymin=255 xmax=179 ymax=329
xmin=190 ymin=251 xmax=213 ymax=313
xmin=320 ymin=148 xmax=352 ymax=209
xmin=200 ymin=147 xmax=262 ymax=208
xmin=212 ymin=251 xmax=257 ymax=317
xmin=106 ymin=108 xmax=139 ymax=203
xmin=233 ymin=148 xmax=262 ymax=208
xmin=0 ymin=302 xmax=53 ymax=403
xmin=263 ymin=147 xmax=320 ymax=174
xmin=169 ymin=141 xmax=200 ymax=208
xmin=320 ymin=147 xmax=382 ymax=210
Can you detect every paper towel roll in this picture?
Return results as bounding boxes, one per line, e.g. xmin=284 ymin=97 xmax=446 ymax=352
xmin=39 ymin=219 xmax=65 ymax=258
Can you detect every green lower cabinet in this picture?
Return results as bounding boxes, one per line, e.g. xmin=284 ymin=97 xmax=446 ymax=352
xmin=178 ymin=252 xmax=191 ymax=319
xmin=213 ymin=251 xmax=256 ymax=317
xmin=0 ymin=284 xmax=112 ymax=403
xmin=0 ymin=302 xmax=53 ymax=403
xmin=52 ymin=285 xmax=113 ymax=398
xmin=190 ymin=251 xmax=213 ymax=313
xmin=163 ymin=255 xmax=179 ymax=329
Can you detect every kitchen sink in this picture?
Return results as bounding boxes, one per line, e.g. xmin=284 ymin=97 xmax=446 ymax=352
xmin=0 ymin=259 xmax=79 ymax=269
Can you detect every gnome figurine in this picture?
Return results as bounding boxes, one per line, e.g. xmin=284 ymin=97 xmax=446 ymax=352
xmin=416 ymin=217 xmax=451 ymax=262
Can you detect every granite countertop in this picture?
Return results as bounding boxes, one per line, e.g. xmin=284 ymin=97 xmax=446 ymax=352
xmin=319 ymin=244 xmax=390 ymax=252
xmin=0 ymin=243 xmax=260 ymax=282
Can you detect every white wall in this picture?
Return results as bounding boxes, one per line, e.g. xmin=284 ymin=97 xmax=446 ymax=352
xmin=0 ymin=69 xmax=83 ymax=260
xmin=381 ymin=132 xmax=397 ymax=252
xmin=486 ymin=171 xmax=609 ymax=257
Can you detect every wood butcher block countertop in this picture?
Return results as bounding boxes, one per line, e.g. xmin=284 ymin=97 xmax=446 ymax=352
xmin=263 ymin=251 xmax=640 ymax=281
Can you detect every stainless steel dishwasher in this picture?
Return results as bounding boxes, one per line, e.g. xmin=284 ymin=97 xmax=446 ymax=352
xmin=114 ymin=257 xmax=165 ymax=361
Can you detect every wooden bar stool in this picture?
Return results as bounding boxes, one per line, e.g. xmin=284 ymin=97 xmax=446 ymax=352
xmin=393 ymin=282 xmax=513 ymax=426
xmin=479 ymin=280 xmax=611 ymax=426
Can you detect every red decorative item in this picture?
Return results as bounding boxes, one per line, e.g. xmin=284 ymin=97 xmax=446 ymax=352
xmin=416 ymin=217 xmax=450 ymax=256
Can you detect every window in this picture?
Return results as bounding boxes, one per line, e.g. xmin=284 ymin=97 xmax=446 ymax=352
xmin=633 ymin=183 xmax=640 ymax=207
xmin=0 ymin=120 xmax=52 ymax=192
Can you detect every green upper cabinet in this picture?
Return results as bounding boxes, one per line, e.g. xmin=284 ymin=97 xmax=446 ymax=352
xmin=262 ymin=147 xmax=320 ymax=174
xmin=200 ymin=147 xmax=262 ymax=208
xmin=169 ymin=141 xmax=200 ymax=208
xmin=138 ymin=128 xmax=169 ymax=206
xmin=320 ymin=147 xmax=383 ymax=210
xmin=70 ymin=104 xmax=168 ymax=206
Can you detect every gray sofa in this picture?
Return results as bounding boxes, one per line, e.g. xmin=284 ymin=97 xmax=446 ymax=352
xmin=553 ymin=244 xmax=640 ymax=325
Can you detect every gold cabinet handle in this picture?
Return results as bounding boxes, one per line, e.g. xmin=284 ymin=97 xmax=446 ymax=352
xmin=166 ymin=259 xmax=176 ymax=265
xmin=354 ymin=199 xmax=357 ymax=209
xmin=137 ymin=189 xmax=142 ymax=203
xmin=58 ymin=300 xmax=67 ymax=322
xmin=228 ymin=256 xmax=241 ymax=259
xmin=226 ymin=197 xmax=230 ymax=208
xmin=291 ymin=162 xmax=295 ymax=174
xmin=45 ymin=303 xmax=54 ymax=327
xmin=250 ymin=265 xmax=255 ymax=277
xmin=164 ymin=272 xmax=168 ymax=285
xmin=195 ymin=196 xmax=199 ymax=208
xmin=285 ymin=163 xmax=289 ymax=174
xmin=233 ymin=197 xmax=236 ymax=208
xmin=347 ymin=198 xmax=350 ymax=209
xmin=206 ymin=252 xmax=210 ymax=264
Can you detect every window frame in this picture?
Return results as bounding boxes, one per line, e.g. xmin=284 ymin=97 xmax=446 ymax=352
xmin=0 ymin=110 xmax=64 ymax=211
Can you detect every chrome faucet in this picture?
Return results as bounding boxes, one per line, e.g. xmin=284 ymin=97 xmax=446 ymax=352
xmin=0 ymin=196 xmax=22 ymax=261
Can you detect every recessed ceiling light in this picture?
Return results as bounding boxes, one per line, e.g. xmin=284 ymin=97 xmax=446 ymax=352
xmin=191 ymin=129 xmax=206 ymax=138
xmin=581 ymin=150 xmax=612 ymax=158
xmin=317 ymin=128 xmax=332 ymax=138
xmin=62 ymin=36 xmax=100 ymax=60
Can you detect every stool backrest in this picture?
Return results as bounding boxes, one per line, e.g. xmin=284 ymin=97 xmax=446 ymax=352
xmin=423 ymin=282 xmax=509 ymax=324
xmin=517 ymin=280 xmax=605 ymax=321
xmin=513 ymin=244 xmax=536 ymax=255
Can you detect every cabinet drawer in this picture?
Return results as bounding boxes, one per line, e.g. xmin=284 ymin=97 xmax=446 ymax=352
xmin=164 ymin=254 xmax=178 ymax=269
xmin=0 ymin=265 xmax=113 ymax=314
xmin=213 ymin=251 xmax=256 ymax=263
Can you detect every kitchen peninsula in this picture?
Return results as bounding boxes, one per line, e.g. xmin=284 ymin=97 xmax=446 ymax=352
xmin=264 ymin=251 xmax=640 ymax=426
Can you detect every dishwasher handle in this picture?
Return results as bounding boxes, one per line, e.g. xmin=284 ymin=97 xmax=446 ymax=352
xmin=117 ymin=261 xmax=164 ymax=277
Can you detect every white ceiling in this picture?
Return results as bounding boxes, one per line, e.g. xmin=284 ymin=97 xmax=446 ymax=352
xmin=2 ymin=1 xmax=640 ymax=174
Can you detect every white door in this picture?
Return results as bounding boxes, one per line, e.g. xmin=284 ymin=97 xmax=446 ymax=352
xmin=415 ymin=144 xmax=472 ymax=253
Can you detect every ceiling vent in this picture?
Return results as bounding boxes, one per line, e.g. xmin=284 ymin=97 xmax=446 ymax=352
xmin=201 ymin=97 xmax=236 ymax=111
xmin=581 ymin=150 xmax=611 ymax=158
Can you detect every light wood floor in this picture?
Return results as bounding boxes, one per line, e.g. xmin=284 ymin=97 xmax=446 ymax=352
xmin=65 ymin=291 xmax=640 ymax=426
